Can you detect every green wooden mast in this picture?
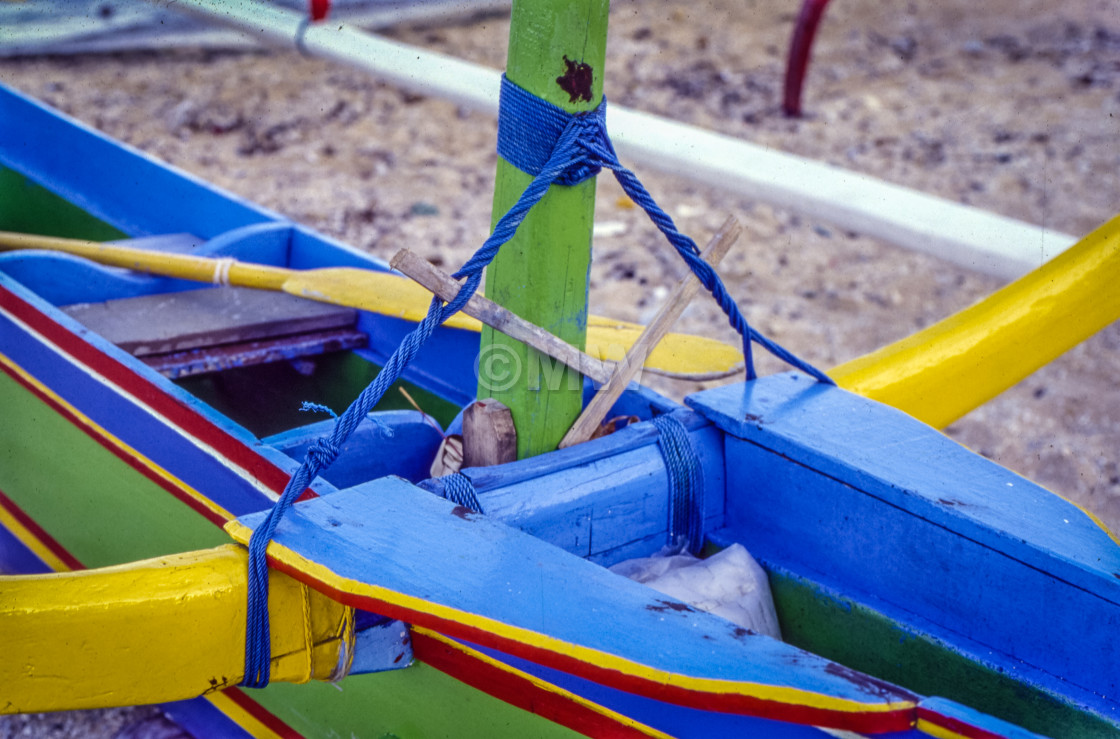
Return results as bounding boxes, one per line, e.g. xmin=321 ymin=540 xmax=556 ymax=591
xmin=478 ymin=0 xmax=610 ymax=459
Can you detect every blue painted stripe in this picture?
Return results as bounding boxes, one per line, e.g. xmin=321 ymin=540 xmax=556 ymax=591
xmin=0 ymin=519 xmax=55 ymax=574
xmin=160 ymin=695 xmax=255 ymax=739
xmin=455 ymin=636 xmax=927 ymax=739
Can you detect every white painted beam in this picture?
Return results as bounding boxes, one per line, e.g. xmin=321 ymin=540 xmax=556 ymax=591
xmin=151 ymin=0 xmax=1079 ymax=280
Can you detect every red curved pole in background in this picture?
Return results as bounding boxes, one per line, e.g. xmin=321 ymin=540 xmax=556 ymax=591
xmin=310 ymin=0 xmax=330 ymax=22
xmin=783 ymin=0 xmax=834 ymax=117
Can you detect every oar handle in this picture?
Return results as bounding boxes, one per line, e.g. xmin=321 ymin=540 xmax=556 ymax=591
xmin=0 ymin=230 xmax=290 ymax=290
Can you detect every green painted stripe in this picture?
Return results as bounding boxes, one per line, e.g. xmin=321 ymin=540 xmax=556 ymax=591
xmin=0 ymin=369 xmax=227 ymax=567
xmin=253 ymin=663 xmax=582 ymax=739
xmin=768 ymin=567 xmax=1118 ymax=738
xmin=0 ymin=166 xmax=126 ymax=242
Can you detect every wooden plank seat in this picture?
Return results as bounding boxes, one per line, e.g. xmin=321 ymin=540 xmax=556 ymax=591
xmin=62 ymin=286 xmax=366 ymax=378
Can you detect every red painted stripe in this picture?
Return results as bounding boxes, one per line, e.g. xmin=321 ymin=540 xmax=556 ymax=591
xmin=0 ymin=358 xmax=231 ymax=528
xmin=265 ymin=557 xmax=915 ymax=734
xmin=222 ymin=687 xmax=305 ymax=739
xmin=0 ymin=286 xmax=302 ymax=498
xmin=917 ymin=706 xmax=1006 ymax=739
xmin=0 ymin=486 xmax=85 ymax=570
xmin=412 ymin=631 xmax=658 ymax=739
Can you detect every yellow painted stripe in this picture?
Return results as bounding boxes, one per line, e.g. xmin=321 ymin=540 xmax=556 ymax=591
xmin=0 ymin=503 xmax=73 ymax=573
xmin=204 ymin=691 xmax=287 ymax=739
xmin=415 ymin=627 xmax=674 ymax=739
xmin=0 ymin=349 xmax=234 ymax=524
xmin=227 ymin=521 xmax=914 ymax=716
xmin=915 ymin=717 xmax=971 ymax=739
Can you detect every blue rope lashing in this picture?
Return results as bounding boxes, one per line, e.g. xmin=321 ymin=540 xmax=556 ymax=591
xmin=240 ymin=75 xmax=620 ymax=690
xmin=652 ymin=415 xmax=705 ymax=553
xmin=438 ymin=473 xmax=484 ymax=512
xmin=497 ymin=75 xmax=604 ymax=187
xmin=242 ymin=73 xmax=832 ymax=690
xmin=496 ymin=75 xmax=832 ymax=385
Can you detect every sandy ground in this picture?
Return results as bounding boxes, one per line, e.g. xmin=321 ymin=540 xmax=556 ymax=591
xmin=1 ymin=0 xmax=1118 ymax=735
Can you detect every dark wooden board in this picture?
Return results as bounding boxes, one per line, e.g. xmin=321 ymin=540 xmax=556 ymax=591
xmin=62 ymin=286 xmax=356 ymax=356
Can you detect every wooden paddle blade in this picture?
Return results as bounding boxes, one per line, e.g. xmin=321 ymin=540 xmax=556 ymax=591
xmin=286 ymin=268 xmax=743 ymax=380
xmin=586 ymin=318 xmax=743 ymax=379
xmin=282 ymin=267 xmax=481 ymax=331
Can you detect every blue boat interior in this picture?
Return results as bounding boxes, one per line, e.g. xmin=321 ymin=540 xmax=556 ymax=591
xmin=3 ymin=82 xmax=1120 ymax=737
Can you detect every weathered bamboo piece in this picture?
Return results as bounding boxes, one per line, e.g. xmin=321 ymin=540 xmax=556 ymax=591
xmin=560 ymin=216 xmax=741 ymax=448
xmin=390 ymin=248 xmax=611 ymax=383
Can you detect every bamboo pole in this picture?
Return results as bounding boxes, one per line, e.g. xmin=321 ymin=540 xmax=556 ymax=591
xmin=479 ymin=1 xmax=610 ymax=459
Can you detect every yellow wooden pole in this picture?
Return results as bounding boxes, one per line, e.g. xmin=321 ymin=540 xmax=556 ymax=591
xmin=0 ymin=230 xmax=291 ymax=290
xmin=0 ymin=545 xmax=352 ymax=713
xmin=832 ymin=213 xmax=1120 ymax=429
xmin=0 ymin=230 xmax=741 ymax=378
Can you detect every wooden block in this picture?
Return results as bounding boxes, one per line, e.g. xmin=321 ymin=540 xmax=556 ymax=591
xmin=462 ymin=399 xmax=517 ymax=468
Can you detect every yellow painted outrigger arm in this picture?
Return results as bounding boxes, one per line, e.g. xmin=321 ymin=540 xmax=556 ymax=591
xmin=0 ymin=545 xmax=353 ymax=714
xmin=832 ymin=213 xmax=1120 ymax=429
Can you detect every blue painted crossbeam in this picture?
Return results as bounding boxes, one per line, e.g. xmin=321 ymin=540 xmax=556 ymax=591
xmin=687 ymin=373 xmax=1120 ymax=721
xmin=229 ymin=476 xmax=925 ymax=734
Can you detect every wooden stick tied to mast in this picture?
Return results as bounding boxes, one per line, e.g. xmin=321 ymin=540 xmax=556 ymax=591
xmin=390 ymin=248 xmax=612 ymax=384
xmin=560 ymin=215 xmax=742 ymax=449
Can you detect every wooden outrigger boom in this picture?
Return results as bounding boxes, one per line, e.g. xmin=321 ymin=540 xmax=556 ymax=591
xmin=150 ymin=0 xmax=1077 ymax=279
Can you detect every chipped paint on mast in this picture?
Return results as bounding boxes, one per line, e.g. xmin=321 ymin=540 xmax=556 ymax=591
xmin=479 ymin=0 xmax=610 ymax=459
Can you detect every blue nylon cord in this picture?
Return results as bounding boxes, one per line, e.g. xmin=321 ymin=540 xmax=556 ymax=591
xmin=242 ymin=74 xmax=830 ymax=688
xmin=439 ymin=473 xmax=484 ymax=512
xmin=652 ymin=415 xmax=705 ymax=553
xmin=416 ymin=474 xmax=483 ymax=512
xmin=241 ymin=88 xmax=597 ymax=688
xmin=498 ymin=76 xmax=832 ymax=384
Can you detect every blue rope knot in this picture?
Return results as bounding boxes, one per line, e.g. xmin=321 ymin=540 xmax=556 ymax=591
xmin=306 ymin=438 xmax=341 ymax=470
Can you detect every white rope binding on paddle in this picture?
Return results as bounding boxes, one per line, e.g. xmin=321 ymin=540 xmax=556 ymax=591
xmin=211 ymin=257 xmax=236 ymax=286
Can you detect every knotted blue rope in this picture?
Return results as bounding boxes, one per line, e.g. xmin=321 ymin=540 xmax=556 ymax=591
xmin=652 ymin=415 xmax=705 ymax=553
xmin=498 ymin=76 xmax=832 ymax=384
xmin=243 ymin=74 xmax=831 ymax=688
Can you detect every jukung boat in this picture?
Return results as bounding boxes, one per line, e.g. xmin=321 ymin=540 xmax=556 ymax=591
xmin=2 ymin=15 xmax=1120 ymax=739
